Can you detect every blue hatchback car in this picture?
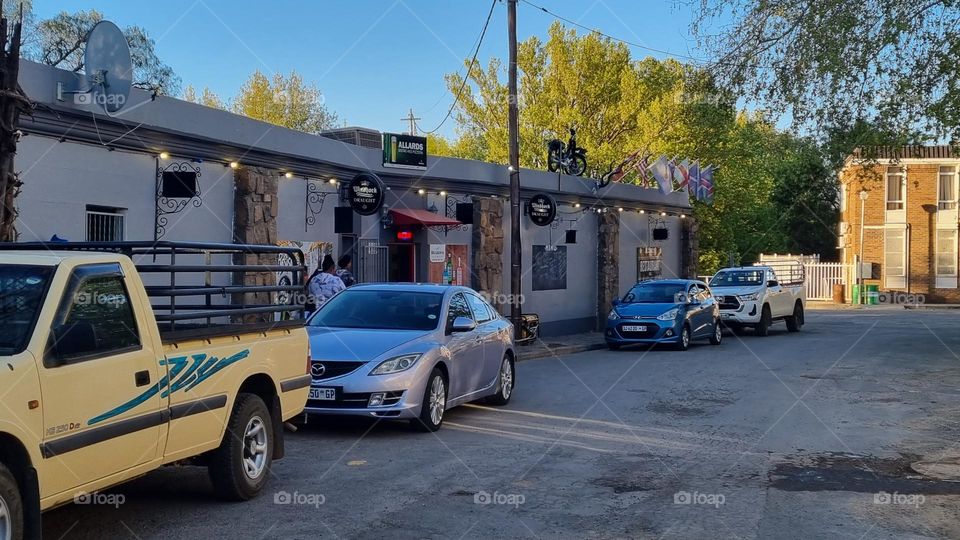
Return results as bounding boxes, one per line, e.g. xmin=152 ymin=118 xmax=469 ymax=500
xmin=605 ymin=279 xmax=722 ymax=351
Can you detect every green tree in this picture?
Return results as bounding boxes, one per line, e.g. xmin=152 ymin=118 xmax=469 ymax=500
xmin=29 ymin=8 xmax=179 ymax=94
xmin=691 ymin=0 xmax=960 ymax=141
xmin=442 ymin=22 xmax=835 ymax=272
xmin=232 ymin=70 xmax=338 ymax=134
xmin=182 ymin=84 xmax=226 ymax=110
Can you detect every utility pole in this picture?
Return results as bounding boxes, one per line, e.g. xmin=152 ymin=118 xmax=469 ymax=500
xmin=401 ymin=108 xmax=421 ymax=136
xmin=507 ymin=0 xmax=522 ymax=327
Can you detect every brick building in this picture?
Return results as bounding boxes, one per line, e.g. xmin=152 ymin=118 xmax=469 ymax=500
xmin=839 ymin=146 xmax=960 ymax=302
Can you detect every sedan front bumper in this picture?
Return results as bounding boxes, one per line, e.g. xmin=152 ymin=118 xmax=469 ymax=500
xmin=303 ymin=360 xmax=431 ymax=419
xmin=604 ymin=319 xmax=682 ymax=344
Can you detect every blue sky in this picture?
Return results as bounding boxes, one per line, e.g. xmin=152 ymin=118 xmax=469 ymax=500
xmin=34 ymin=0 xmax=705 ymax=138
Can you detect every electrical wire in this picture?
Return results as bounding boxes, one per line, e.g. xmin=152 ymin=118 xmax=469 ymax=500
xmin=422 ymin=0 xmax=498 ymax=134
xmin=520 ymin=0 xmax=720 ymax=67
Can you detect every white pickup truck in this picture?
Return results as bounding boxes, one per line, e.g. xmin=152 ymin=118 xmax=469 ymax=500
xmin=709 ymin=262 xmax=806 ymax=336
xmin=0 ymin=241 xmax=311 ymax=539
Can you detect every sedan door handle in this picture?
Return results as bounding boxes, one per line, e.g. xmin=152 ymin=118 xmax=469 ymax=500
xmin=134 ymin=370 xmax=151 ymax=387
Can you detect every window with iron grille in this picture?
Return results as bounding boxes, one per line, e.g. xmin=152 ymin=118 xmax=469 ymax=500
xmin=85 ymin=206 xmax=125 ymax=242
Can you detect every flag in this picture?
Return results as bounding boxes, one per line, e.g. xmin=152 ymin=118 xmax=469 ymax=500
xmin=635 ymin=153 xmax=653 ymax=188
xmin=699 ymin=166 xmax=715 ymax=203
xmin=676 ymin=159 xmax=691 ymax=189
xmin=648 ymin=156 xmax=673 ymax=195
xmin=687 ymin=162 xmax=700 ymax=198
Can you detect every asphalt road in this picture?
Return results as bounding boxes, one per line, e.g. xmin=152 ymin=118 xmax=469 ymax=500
xmin=43 ymin=308 xmax=960 ymax=539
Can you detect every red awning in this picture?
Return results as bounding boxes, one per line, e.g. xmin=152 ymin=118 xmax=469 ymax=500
xmin=389 ymin=208 xmax=461 ymax=227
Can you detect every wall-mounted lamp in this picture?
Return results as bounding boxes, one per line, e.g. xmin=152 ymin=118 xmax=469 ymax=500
xmin=229 ymin=161 xmax=239 ymax=169
xmin=159 ymin=151 xmax=170 ymax=159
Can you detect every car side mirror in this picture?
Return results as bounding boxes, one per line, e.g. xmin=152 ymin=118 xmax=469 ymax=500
xmin=767 ymin=280 xmax=779 ymax=288
xmin=450 ymin=316 xmax=477 ymax=333
xmin=48 ymin=322 xmax=98 ymax=365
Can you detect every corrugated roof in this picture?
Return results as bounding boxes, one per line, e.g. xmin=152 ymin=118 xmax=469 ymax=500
xmin=852 ymin=145 xmax=957 ymax=159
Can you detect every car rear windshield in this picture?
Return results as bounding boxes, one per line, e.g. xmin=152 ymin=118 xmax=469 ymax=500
xmin=0 ymin=265 xmax=53 ymax=355
xmin=310 ymin=290 xmax=443 ymax=331
xmin=710 ymin=270 xmax=763 ymax=287
xmin=623 ymin=283 xmax=687 ymax=304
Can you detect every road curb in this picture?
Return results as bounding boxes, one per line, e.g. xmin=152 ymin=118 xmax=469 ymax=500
xmin=517 ymin=342 xmax=607 ymax=361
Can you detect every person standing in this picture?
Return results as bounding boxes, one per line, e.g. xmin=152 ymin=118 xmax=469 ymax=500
xmin=337 ymin=254 xmax=356 ymax=287
xmin=308 ymin=254 xmax=345 ymax=313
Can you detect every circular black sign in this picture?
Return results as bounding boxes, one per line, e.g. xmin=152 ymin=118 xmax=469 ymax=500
xmin=348 ymin=172 xmax=385 ymax=216
xmin=528 ymin=192 xmax=557 ymax=226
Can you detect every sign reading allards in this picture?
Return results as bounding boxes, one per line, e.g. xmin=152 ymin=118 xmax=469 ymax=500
xmin=528 ymin=192 xmax=557 ymax=227
xmin=348 ymin=172 xmax=385 ymax=216
xmin=383 ymin=132 xmax=427 ymax=170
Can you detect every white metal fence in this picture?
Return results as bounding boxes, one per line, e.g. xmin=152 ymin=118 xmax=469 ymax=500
xmin=803 ymin=262 xmax=854 ymax=301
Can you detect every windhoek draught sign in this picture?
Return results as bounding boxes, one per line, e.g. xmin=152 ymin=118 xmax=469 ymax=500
xmin=383 ymin=132 xmax=427 ymax=170
xmin=348 ymin=172 xmax=385 ymax=216
xmin=528 ymin=192 xmax=557 ymax=226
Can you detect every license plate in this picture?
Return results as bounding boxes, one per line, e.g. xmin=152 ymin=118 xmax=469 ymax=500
xmin=309 ymin=387 xmax=337 ymax=400
xmin=622 ymin=325 xmax=647 ymax=332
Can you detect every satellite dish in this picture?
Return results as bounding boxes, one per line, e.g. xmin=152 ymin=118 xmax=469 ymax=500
xmin=83 ymin=21 xmax=132 ymax=113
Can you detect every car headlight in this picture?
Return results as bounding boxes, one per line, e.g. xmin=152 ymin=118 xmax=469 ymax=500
xmin=737 ymin=293 xmax=760 ymax=301
xmin=656 ymin=308 xmax=679 ymax=321
xmin=369 ymin=354 xmax=423 ymax=375
xmin=608 ymin=309 xmax=620 ymax=320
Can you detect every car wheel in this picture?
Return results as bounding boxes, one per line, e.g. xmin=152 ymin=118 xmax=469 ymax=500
xmin=786 ymin=302 xmax=804 ymax=332
xmin=208 ymin=393 xmax=274 ymax=501
xmin=0 ymin=463 xmax=23 ymax=540
xmin=677 ymin=325 xmax=691 ymax=351
xmin=412 ymin=368 xmax=447 ymax=432
xmin=487 ymin=355 xmax=515 ymax=406
xmin=755 ymin=305 xmax=772 ymax=337
xmin=709 ymin=320 xmax=723 ymax=345
xmin=607 ymin=343 xmax=621 ymax=351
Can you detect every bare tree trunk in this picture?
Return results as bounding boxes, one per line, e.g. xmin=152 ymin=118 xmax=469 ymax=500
xmin=0 ymin=2 xmax=32 ymax=242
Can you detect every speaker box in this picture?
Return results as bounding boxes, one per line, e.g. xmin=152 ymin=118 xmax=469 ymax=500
xmin=334 ymin=207 xmax=354 ymax=234
xmin=653 ymin=228 xmax=669 ymax=241
xmin=455 ymin=203 xmax=474 ymax=224
xmin=565 ymin=230 xmax=577 ymax=244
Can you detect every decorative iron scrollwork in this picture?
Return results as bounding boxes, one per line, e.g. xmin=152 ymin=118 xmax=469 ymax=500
xmin=155 ymin=161 xmax=202 ymax=241
xmin=444 ymin=194 xmax=470 ymax=234
xmin=305 ymin=181 xmax=336 ymax=231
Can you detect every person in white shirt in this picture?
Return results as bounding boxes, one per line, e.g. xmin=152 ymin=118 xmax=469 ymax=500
xmin=308 ymin=255 xmax=345 ymax=313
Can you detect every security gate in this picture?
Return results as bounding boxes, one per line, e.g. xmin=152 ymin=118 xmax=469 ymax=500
xmin=804 ymin=262 xmax=854 ymax=301
xmin=357 ymin=239 xmax=388 ymax=283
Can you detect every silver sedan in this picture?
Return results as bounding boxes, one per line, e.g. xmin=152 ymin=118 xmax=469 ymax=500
xmin=303 ymin=284 xmax=516 ymax=431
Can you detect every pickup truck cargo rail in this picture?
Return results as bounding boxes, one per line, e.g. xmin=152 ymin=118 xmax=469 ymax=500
xmin=0 ymin=241 xmax=307 ymax=341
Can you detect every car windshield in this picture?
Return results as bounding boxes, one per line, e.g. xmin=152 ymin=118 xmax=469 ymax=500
xmin=622 ymin=283 xmax=687 ymax=304
xmin=711 ymin=270 xmax=764 ymax=287
xmin=0 ymin=265 xmax=53 ymax=355
xmin=310 ymin=289 xmax=443 ymax=331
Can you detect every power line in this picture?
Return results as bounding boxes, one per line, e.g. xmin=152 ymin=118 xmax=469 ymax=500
xmin=519 ymin=0 xmax=712 ymax=65
xmin=422 ymin=0 xmax=498 ymax=135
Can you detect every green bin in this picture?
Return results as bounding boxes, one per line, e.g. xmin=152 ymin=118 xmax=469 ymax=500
xmin=852 ymin=284 xmax=861 ymax=305
xmin=866 ymin=284 xmax=880 ymax=305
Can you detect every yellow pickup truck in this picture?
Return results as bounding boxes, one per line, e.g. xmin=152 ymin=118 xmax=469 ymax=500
xmin=0 ymin=241 xmax=311 ymax=539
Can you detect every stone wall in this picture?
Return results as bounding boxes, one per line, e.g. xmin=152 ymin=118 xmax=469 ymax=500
xmin=682 ymin=217 xmax=699 ymax=279
xmin=232 ymin=166 xmax=280 ymax=323
xmin=597 ymin=212 xmax=620 ymax=330
xmin=471 ymin=196 xmax=504 ymax=309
